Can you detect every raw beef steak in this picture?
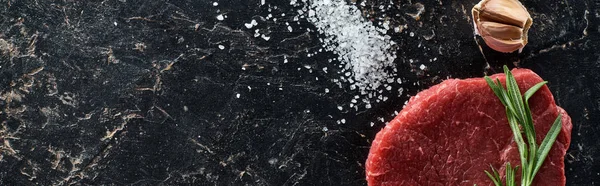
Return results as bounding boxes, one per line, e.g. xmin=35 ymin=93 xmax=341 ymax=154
xmin=365 ymin=69 xmax=572 ymax=186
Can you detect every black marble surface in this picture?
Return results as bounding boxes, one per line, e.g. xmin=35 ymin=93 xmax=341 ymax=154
xmin=0 ymin=0 xmax=598 ymax=185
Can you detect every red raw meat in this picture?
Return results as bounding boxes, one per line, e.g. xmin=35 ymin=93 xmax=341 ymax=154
xmin=365 ymin=69 xmax=572 ymax=186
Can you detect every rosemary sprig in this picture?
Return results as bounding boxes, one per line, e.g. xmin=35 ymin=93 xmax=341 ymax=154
xmin=483 ymin=66 xmax=562 ymax=186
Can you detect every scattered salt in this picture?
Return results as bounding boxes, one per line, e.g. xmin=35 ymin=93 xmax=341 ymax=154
xmin=305 ymin=0 xmax=397 ymax=102
xmin=218 ymin=45 xmax=225 ymax=50
xmin=276 ymin=0 xmax=422 ymax=127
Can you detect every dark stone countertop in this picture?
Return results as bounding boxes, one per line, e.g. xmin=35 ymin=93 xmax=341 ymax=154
xmin=0 ymin=0 xmax=598 ymax=185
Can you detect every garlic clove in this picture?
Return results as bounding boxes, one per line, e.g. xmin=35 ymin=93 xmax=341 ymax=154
xmin=477 ymin=0 xmax=530 ymax=28
xmin=482 ymin=35 xmax=525 ymax=53
xmin=479 ymin=21 xmax=523 ymax=40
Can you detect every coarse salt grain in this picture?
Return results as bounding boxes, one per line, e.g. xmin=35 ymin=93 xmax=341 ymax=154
xmin=261 ymin=34 xmax=271 ymax=41
xmin=245 ymin=19 xmax=258 ymax=29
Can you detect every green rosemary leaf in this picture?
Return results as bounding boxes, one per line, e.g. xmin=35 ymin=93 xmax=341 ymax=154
xmin=532 ymin=114 xmax=563 ymax=177
xmin=506 ymin=109 xmax=528 ymax=171
xmin=485 ymin=77 xmax=505 ymax=105
xmin=492 ymin=78 xmax=514 ymax=110
xmin=505 ymin=163 xmax=516 ymax=186
xmin=485 ymin=165 xmax=502 ymax=186
xmin=522 ymin=81 xmax=548 ymax=150
xmin=484 ymin=171 xmax=500 ymax=186
xmin=503 ymin=66 xmax=526 ymax=122
xmin=524 ymin=81 xmax=548 ymax=102
xmin=492 ymin=166 xmax=501 ymax=182
xmin=522 ymin=81 xmax=547 ymax=136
